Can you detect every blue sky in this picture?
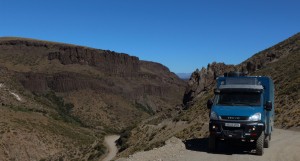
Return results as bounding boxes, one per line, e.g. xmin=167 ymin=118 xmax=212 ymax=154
xmin=0 ymin=0 xmax=299 ymax=73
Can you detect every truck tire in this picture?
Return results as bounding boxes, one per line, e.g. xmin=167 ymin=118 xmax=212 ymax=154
xmin=208 ymin=135 xmax=217 ymax=152
xmin=264 ymin=135 xmax=270 ymax=148
xmin=256 ymin=132 xmax=264 ymax=155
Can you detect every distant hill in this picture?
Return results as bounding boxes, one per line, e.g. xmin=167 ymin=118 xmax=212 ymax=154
xmin=0 ymin=37 xmax=186 ymax=160
xmin=176 ymin=73 xmax=192 ymax=80
xmin=116 ymin=32 xmax=300 ymax=158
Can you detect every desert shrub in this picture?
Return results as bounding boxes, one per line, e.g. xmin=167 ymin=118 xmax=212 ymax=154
xmin=149 ymin=131 xmax=157 ymax=141
xmin=134 ymin=102 xmax=155 ymax=115
xmin=116 ymin=127 xmax=133 ymax=152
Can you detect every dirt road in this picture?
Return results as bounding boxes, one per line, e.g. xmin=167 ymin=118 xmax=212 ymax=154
xmin=117 ymin=128 xmax=300 ymax=161
xmin=102 ymin=135 xmax=120 ymax=161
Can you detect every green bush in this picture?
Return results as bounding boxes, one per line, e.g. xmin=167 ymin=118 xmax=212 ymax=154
xmin=35 ymin=91 xmax=85 ymax=126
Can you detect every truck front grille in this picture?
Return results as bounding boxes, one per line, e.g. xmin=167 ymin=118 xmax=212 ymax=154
xmin=223 ymin=130 xmax=243 ymax=138
xmin=222 ymin=126 xmax=244 ymax=131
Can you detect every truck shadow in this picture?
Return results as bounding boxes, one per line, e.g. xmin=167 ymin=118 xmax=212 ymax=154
xmin=184 ymin=138 xmax=256 ymax=155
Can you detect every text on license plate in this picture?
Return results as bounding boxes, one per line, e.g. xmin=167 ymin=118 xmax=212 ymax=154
xmin=225 ymin=123 xmax=241 ymax=127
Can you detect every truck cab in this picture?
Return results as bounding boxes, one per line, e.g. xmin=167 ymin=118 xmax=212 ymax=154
xmin=207 ymin=72 xmax=274 ymax=155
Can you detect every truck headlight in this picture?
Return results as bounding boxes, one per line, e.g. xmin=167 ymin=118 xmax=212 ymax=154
xmin=210 ymin=111 xmax=219 ymax=120
xmin=248 ymin=113 xmax=261 ymax=121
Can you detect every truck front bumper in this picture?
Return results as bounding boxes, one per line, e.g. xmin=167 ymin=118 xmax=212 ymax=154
xmin=209 ymin=120 xmax=264 ymax=141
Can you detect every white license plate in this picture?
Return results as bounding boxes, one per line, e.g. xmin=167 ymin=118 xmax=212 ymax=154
xmin=225 ymin=123 xmax=241 ymax=127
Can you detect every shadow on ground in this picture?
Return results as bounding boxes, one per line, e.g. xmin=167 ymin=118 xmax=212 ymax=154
xmin=184 ymin=138 xmax=256 ymax=155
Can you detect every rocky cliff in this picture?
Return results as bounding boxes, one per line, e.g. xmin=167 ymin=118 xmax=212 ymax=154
xmin=48 ymin=48 xmax=140 ymax=77
xmin=183 ymin=62 xmax=235 ymax=107
xmin=0 ymin=37 xmax=185 ymax=116
xmin=0 ymin=38 xmax=139 ymax=76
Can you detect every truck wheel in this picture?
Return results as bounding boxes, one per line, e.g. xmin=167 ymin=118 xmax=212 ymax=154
xmin=264 ymin=135 xmax=270 ymax=148
xmin=208 ymin=135 xmax=217 ymax=152
xmin=256 ymin=132 xmax=264 ymax=155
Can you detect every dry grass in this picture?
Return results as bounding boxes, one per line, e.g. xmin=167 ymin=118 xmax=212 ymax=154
xmin=253 ymin=51 xmax=300 ymax=128
xmin=0 ymin=70 xmax=105 ymax=160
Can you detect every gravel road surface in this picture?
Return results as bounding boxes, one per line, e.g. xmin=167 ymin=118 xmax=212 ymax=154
xmin=102 ymin=135 xmax=120 ymax=161
xmin=117 ymin=128 xmax=300 ymax=161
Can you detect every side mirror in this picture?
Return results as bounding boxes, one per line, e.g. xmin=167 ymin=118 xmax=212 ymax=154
xmin=265 ymin=101 xmax=272 ymax=111
xmin=207 ymin=99 xmax=213 ymax=109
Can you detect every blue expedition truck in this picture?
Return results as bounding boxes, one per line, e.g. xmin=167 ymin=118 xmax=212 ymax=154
xmin=207 ymin=72 xmax=274 ymax=155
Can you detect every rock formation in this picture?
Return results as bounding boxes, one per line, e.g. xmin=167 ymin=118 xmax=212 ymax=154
xmin=183 ymin=62 xmax=235 ymax=107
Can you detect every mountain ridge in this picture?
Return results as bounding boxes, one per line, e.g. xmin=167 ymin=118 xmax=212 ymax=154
xmin=0 ymin=37 xmax=186 ymax=160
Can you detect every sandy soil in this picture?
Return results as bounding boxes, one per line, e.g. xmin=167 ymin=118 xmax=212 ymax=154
xmin=117 ymin=128 xmax=300 ymax=161
xmin=102 ymin=135 xmax=120 ymax=161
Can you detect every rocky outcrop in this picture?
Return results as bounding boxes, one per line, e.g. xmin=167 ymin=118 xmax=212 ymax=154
xmin=17 ymin=72 xmax=117 ymax=93
xmin=183 ymin=62 xmax=235 ymax=107
xmin=18 ymin=73 xmax=48 ymax=92
xmin=48 ymin=48 xmax=140 ymax=77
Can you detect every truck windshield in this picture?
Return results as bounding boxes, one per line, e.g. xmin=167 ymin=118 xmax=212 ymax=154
xmin=216 ymin=92 xmax=261 ymax=106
